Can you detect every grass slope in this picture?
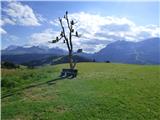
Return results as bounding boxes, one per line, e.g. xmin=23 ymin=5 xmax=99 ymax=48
xmin=1 ymin=63 xmax=160 ymax=120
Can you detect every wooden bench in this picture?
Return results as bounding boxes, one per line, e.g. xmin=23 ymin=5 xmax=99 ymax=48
xmin=60 ymin=69 xmax=78 ymax=78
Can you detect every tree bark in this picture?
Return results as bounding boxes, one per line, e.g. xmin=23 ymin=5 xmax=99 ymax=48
xmin=69 ymin=51 xmax=73 ymax=69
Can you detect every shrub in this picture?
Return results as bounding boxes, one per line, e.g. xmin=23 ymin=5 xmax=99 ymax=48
xmin=1 ymin=61 xmax=20 ymax=69
xmin=1 ymin=78 xmax=16 ymax=88
xmin=105 ymin=61 xmax=110 ymax=63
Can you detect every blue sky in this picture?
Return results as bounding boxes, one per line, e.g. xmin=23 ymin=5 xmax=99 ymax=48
xmin=23 ymin=1 xmax=159 ymax=25
xmin=1 ymin=1 xmax=159 ymax=52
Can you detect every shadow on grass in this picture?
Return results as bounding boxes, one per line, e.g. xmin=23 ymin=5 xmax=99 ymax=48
xmin=1 ymin=76 xmax=69 ymax=99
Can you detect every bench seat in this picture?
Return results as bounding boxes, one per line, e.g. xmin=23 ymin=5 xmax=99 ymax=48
xmin=60 ymin=69 xmax=78 ymax=78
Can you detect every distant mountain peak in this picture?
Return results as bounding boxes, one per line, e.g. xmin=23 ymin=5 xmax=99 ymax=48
xmin=5 ymin=45 xmax=20 ymax=51
xmin=2 ymin=44 xmax=67 ymax=55
xmin=94 ymin=37 xmax=160 ymax=64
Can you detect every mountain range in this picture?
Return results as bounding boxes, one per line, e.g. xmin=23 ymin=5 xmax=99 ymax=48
xmin=94 ymin=37 xmax=160 ymax=64
xmin=1 ymin=37 xmax=160 ymax=65
xmin=2 ymin=45 xmax=67 ymax=55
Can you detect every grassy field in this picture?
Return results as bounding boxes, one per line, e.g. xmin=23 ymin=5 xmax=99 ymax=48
xmin=1 ymin=63 xmax=160 ymax=120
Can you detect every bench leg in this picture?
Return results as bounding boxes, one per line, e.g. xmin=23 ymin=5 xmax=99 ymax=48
xmin=60 ymin=72 xmax=65 ymax=77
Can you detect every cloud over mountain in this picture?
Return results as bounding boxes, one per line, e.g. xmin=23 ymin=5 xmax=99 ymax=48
xmin=30 ymin=12 xmax=159 ymax=53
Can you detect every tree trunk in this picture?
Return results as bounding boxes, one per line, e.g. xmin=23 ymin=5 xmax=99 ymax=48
xmin=69 ymin=51 xmax=73 ymax=69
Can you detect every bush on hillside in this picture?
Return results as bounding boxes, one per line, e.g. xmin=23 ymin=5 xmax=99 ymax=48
xmin=1 ymin=61 xmax=20 ymax=69
xmin=1 ymin=78 xmax=16 ymax=88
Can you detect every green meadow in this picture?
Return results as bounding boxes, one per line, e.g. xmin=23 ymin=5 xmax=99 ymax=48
xmin=1 ymin=63 xmax=160 ymax=120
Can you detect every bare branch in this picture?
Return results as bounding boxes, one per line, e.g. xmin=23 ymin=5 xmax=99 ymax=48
xmin=66 ymin=11 xmax=68 ymax=15
xmin=69 ymin=23 xmax=73 ymax=51
xmin=65 ymin=12 xmax=71 ymax=30
xmin=64 ymin=12 xmax=73 ymax=51
xmin=72 ymin=32 xmax=82 ymax=38
xmin=49 ymin=36 xmax=63 ymax=43
xmin=59 ymin=17 xmax=71 ymax=51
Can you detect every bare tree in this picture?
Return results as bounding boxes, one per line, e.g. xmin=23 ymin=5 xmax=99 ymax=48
xmin=49 ymin=11 xmax=81 ymax=70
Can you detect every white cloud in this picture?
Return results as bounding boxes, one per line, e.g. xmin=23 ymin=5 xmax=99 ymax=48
xmin=29 ymin=29 xmax=66 ymax=49
xmin=2 ymin=1 xmax=41 ymax=26
xmin=2 ymin=18 xmax=16 ymax=25
xmin=0 ymin=19 xmax=4 ymax=26
xmin=0 ymin=27 xmax=7 ymax=34
xmin=0 ymin=20 xmax=7 ymax=34
xmin=30 ymin=29 xmax=55 ymax=44
xmin=68 ymin=12 xmax=159 ymax=41
xmin=69 ymin=12 xmax=135 ymax=35
xmin=2 ymin=34 xmax=20 ymax=45
xmin=32 ymin=12 xmax=159 ymax=53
